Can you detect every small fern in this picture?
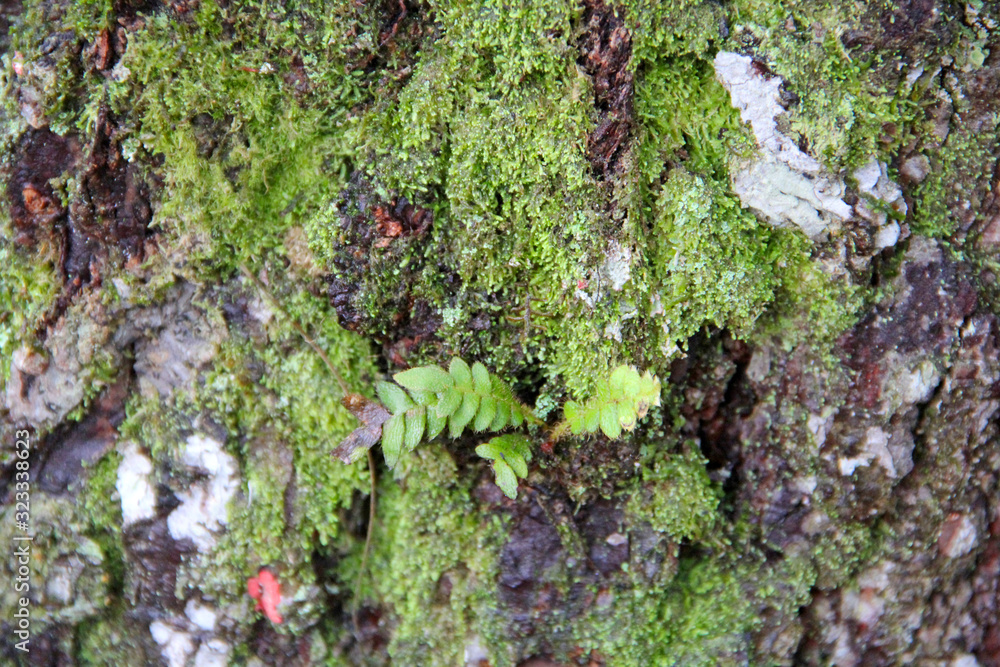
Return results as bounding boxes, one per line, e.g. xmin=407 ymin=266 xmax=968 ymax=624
xmin=555 ymin=365 xmax=661 ymax=440
xmin=476 ymin=434 xmax=532 ymax=499
xmin=375 ymin=358 xmax=539 ymax=468
xmin=337 ymin=359 xmax=661 ymax=499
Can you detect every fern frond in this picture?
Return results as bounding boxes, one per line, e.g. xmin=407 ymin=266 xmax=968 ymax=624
xmin=476 ymin=434 xmax=532 ymax=499
xmin=556 ymin=365 xmax=661 ymax=440
xmin=368 ymin=357 xmax=538 ymax=468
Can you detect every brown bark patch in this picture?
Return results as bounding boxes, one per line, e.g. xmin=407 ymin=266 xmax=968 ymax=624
xmin=324 ymin=174 xmax=439 ymax=358
xmin=7 ymin=128 xmax=79 ymax=247
xmin=578 ymin=0 xmax=634 ymax=180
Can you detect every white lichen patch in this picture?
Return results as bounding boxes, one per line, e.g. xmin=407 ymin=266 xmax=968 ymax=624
xmin=603 ymin=320 xmax=623 ymax=342
xmin=838 ymin=427 xmax=896 ymax=478
xmin=576 ymin=242 xmax=633 ymax=308
xmin=881 ymin=357 xmax=941 ymax=416
xmin=807 ymin=409 xmax=836 ymax=450
xmin=464 ymin=636 xmax=489 ymax=666
xmin=713 ymin=51 xmax=852 ymax=238
xmin=150 ymin=620 xmax=195 ymax=667
xmin=602 ymin=242 xmax=632 ymax=291
xmin=853 ymin=159 xmax=907 ymax=249
xmin=150 ymin=613 xmax=231 ymax=667
xmin=875 ymin=222 xmax=901 ymax=250
xmin=192 ymin=639 xmax=230 ymax=667
xmin=166 ymin=434 xmax=239 ymax=551
xmin=117 ymin=442 xmax=157 ymax=527
xmin=939 ymin=513 xmax=977 ymax=559
xmin=185 ymin=598 xmax=219 ymax=632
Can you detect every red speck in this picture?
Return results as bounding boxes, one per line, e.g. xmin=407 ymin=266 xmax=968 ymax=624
xmin=247 ymin=568 xmax=283 ymax=624
xmin=576 ymin=279 xmax=588 ymax=290
xmin=540 ymin=440 xmax=555 ymax=455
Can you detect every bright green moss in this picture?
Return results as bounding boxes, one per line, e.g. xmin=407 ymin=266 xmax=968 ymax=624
xmin=624 ymin=0 xmax=723 ymax=64
xmin=575 ymin=554 xmax=759 ymax=667
xmin=0 ymin=235 xmax=61 ymax=386
xmin=313 ymin=0 xmax=622 ymax=396
xmin=753 ymin=233 xmax=863 ymax=355
xmin=299 ymin=0 xmax=873 ymax=403
xmin=75 ymin=609 xmax=147 ymax=667
xmin=635 ymin=56 xmax=751 ymax=186
xmin=2 ymin=0 xmax=918 ymax=661
xmin=911 ymin=121 xmax=1000 ymax=237
xmin=628 ymin=449 xmax=720 ymax=542
xmin=575 ymin=527 xmax=875 ymax=666
xmin=191 ymin=287 xmax=377 ymax=576
xmin=111 ymin=0 xmax=372 ymax=269
xmin=648 ymin=169 xmax=794 ymax=344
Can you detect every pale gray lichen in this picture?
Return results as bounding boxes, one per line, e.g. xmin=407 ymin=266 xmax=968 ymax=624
xmin=853 ymin=159 xmax=907 ymax=249
xmin=713 ymin=51 xmax=851 ymax=238
xmin=116 ymin=441 xmax=157 ymax=527
xmin=166 ymin=433 xmax=239 ymax=551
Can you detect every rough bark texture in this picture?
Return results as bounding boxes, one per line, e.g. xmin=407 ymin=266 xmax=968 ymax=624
xmin=1 ymin=1 xmax=999 ymax=666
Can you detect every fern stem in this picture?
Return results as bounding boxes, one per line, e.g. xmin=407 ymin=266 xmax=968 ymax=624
xmin=238 ymin=262 xmax=349 ymax=395
xmin=352 ymin=448 xmax=377 ymax=635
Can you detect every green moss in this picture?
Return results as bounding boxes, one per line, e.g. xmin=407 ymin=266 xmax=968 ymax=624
xmin=628 ymin=449 xmax=720 ymax=542
xmin=175 ymin=288 xmax=375 ymax=594
xmin=357 ymin=444 xmax=504 ymax=666
xmin=574 ymin=523 xmax=878 ymax=666
xmin=625 ymin=0 xmax=724 ymax=64
xmin=302 ymin=0 xmax=854 ymax=400
xmin=79 ymin=450 xmax=127 ymax=597
xmin=910 ymin=122 xmax=1000 ymax=237
xmin=574 ymin=553 xmax=760 ymax=667
xmin=110 ymin=0 xmax=378 ymax=271
xmin=635 ymin=56 xmax=751 ymax=186
xmin=75 ymin=608 xmax=146 ymax=666
xmin=1 ymin=0 xmax=919 ymax=661
xmin=7 ymin=0 xmax=114 ymax=133
xmin=728 ymin=0 xmax=921 ymax=172
xmin=0 ymin=234 xmax=61 ymax=387
xmin=648 ymin=169 xmax=797 ymax=344
xmin=753 ymin=233 xmax=864 ymax=356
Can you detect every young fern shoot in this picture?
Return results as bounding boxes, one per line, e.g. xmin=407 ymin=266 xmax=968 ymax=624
xmin=552 ymin=365 xmax=661 ymax=440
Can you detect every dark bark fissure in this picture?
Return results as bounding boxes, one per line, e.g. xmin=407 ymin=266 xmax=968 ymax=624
xmin=578 ymin=0 xmax=634 ymax=182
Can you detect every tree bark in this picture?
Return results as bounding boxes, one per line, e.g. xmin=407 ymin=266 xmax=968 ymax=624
xmin=1 ymin=1 xmax=999 ymax=666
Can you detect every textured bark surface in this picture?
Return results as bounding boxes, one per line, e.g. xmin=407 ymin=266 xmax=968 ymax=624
xmin=1 ymin=1 xmax=999 ymax=666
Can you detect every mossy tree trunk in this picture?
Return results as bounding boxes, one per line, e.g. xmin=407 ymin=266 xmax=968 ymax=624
xmin=1 ymin=0 xmax=999 ymax=666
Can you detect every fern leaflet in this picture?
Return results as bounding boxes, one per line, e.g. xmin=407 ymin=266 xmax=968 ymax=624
xmin=476 ymin=434 xmax=532 ymax=499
